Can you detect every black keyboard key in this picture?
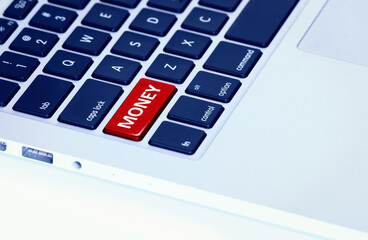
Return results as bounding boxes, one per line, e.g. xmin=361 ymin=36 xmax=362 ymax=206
xmin=146 ymin=54 xmax=194 ymax=84
xmin=147 ymin=0 xmax=191 ymax=13
xmin=30 ymin=5 xmax=77 ymax=33
xmin=0 ymin=80 xmax=20 ymax=107
xmin=149 ymin=121 xmax=206 ymax=155
xmin=58 ymin=79 xmax=123 ymax=130
xmin=63 ymin=27 xmax=111 ymax=56
xmin=199 ymin=0 xmax=241 ymax=12
xmin=226 ymin=0 xmax=299 ymax=47
xmin=0 ymin=19 xmax=18 ymax=45
xmin=204 ymin=41 xmax=262 ymax=78
xmin=129 ymin=9 xmax=177 ymax=37
xmin=10 ymin=28 xmax=59 ymax=57
xmin=92 ymin=55 xmax=141 ymax=85
xmin=13 ymin=75 xmax=74 ymax=118
xmin=82 ymin=3 xmax=129 ymax=32
xmin=49 ymin=0 xmax=90 ymax=9
xmin=44 ymin=50 xmax=93 ymax=80
xmin=186 ymin=71 xmax=241 ymax=103
xmin=4 ymin=0 xmax=38 ymax=20
xmin=0 ymin=51 xmax=39 ymax=82
xmin=182 ymin=8 xmax=228 ymax=35
xmin=101 ymin=0 xmax=140 ymax=8
xmin=168 ymin=96 xmax=224 ymax=128
xmin=164 ymin=30 xmax=211 ymax=59
xmin=111 ymin=31 xmax=159 ymax=61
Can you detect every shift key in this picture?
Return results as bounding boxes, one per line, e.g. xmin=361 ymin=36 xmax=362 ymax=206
xmin=58 ymin=79 xmax=123 ymax=130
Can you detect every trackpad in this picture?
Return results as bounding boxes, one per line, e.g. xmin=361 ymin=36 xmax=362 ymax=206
xmin=298 ymin=0 xmax=368 ymax=68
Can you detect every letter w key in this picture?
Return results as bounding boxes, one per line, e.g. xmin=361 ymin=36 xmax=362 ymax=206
xmin=104 ymin=78 xmax=177 ymax=141
xmin=63 ymin=27 xmax=111 ymax=55
xmin=80 ymin=34 xmax=93 ymax=43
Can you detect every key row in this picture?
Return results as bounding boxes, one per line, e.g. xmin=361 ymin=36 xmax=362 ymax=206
xmin=2 ymin=0 xmax=136 ymax=21
xmin=3 ymin=0 xmax=242 ymax=22
xmin=3 ymin=0 xmax=297 ymax=49
xmin=2 ymin=69 xmax=236 ymax=145
xmin=0 ymin=77 xmax=208 ymax=155
xmin=2 ymin=74 xmax=231 ymax=126
xmin=4 ymin=3 xmax=228 ymax=38
xmin=8 ymin=26 xmax=214 ymax=62
xmin=0 ymin=38 xmax=261 ymax=84
xmin=3 ymin=76 xmax=220 ymax=154
xmin=0 ymin=67 xmax=241 ymax=110
xmin=25 ymin=4 xmax=231 ymax=37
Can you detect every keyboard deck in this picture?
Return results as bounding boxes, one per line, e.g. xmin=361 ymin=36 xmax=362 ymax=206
xmin=0 ymin=0 xmax=299 ymax=156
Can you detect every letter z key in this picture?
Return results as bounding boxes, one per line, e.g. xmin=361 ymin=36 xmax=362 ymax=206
xmin=104 ymin=78 xmax=177 ymax=141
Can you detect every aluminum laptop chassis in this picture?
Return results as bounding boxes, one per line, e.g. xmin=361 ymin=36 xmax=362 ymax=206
xmin=1 ymin=0 xmax=368 ymax=239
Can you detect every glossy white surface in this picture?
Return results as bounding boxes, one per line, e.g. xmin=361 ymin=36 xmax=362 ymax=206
xmin=0 ymin=154 xmax=325 ymax=240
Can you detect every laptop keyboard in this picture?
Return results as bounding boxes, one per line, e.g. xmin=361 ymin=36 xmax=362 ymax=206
xmin=0 ymin=0 xmax=299 ymax=156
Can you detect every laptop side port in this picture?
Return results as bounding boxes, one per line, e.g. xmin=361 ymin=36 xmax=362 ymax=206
xmin=22 ymin=147 xmax=53 ymax=164
xmin=0 ymin=142 xmax=6 ymax=151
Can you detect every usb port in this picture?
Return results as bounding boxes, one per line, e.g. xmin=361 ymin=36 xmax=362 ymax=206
xmin=0 ymin=142 xmax=6 ymax=151
xmin=22 ymin=147 xmax=53 ymax=164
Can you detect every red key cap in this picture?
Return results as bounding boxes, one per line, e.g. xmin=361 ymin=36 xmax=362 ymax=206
xmin=104 ymin=78 xmax=177 ymax=141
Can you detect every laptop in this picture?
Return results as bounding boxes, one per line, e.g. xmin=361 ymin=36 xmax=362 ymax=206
xmin=1 ymin=0 xmax=367 ymax=239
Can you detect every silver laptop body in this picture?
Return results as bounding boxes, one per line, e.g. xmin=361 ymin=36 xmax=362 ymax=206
xmin=1 ymin=0 xmax=367 ymax=239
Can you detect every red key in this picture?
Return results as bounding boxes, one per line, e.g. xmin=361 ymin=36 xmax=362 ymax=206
xmin=104 ymin=78 xmax=177 ymax=141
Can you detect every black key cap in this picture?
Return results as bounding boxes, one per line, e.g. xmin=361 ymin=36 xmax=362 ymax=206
xmin=146 ymin=54 xmax=194 ymax=84
xmin=0 ymin=51 xmax=39 ymax=82
xmin=186 ymin=71 xmax=241 ymax=103
xmin=0 ymin=19 xmax=18 ymax=45
xmin=129 ymin=9 xmax=177 ymax=37
xmin=44 ymin=50 xmax=93 ymax=80
xmin=111 ymin=31 xmax=159 ymax=61
xmin=0 ymin=79 xmax=20 ymax=107
xmin=10 ymin=28 xmax=59 ymax=57
xmin=13 ymin=75 xmax=74 ymax=118
xmin=199 ymin=0 xmax=241 ymax=12
xmin=168 ymin=96 xmax=224 ymax=128
xmin=204 ymin=41 xmax=262 ymax=78
xmin=147 ymin=0 xmax=191 ymax=13
xmin=101 ymin=0 xmax=140 ymax=8
xmin=49 ymin=0 xmax=90 ymax=9
xmin=30 ymin=5 xmax=77 ymax=33
xmin=226 ymin=0 xmax=299 ymax=47
xmin=164 ymin=30 xmax=212 ymax=59
xmin=182 ymin=8 xmax=228 ymax=35
xmin=63 ymin=27 xmax=111 ymax=56
xmin=58 ymin=79 xmax=123 ymax=130
xmin=82 ymin=3 xmax=129 ymax=32
xmin=92 ymin=55 xmax=142 ymax=85
xmin=149 ymin=121 xmax=206 ymax=155
xmin=4 ymin=0 xmax=38 ymax=20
